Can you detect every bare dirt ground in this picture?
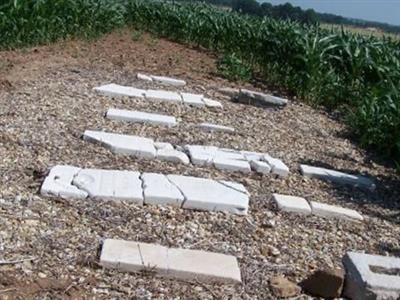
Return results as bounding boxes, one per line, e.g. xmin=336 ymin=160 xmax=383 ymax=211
xmin=0 ymin=30 xmax=399 ymax=299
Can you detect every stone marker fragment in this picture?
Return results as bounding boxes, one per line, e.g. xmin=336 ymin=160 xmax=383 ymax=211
xmin=137 ymin=73 xmax=153 ymax=82
xmin=250 ymin=160 xmax=272 ymax=175
xmin=94 ymin=83 xmax=145 ymax=98
xmin=270 ymin=276 xmax=301 ymax=298
xmin=145 ymin=89 xmax=182 ymax=103
xmin=203 ymin=98 xmax=223 ymax=109
xmin=343 ymin=252 xmax=400 ymax=300
xmin=301 ymin=268 xmax=345 ymax=299
xmin=100 ymin=239 xmax=241 ymax=284
xmin=167 ymin=175 xmax=249 ymax=215
xmin=73 ymin=169 xmax=143 ymax=204
xmin=218 ymin=87 xmax=240 ymax=98
xmin=263 ymin=155 xmax=289 ymax=177
xmin=40 ymin=165 xmax=88 ymax=199
xmin=300 ymin=164 xmax=376 ymax=191
xmin=310 ymin=201 xmax=363 ymax=221
xmin=154 ymin=142 xmax=174 ymax=150
xmin=236 ymin=89 xmax=288 ymax=107
xmin=141 ymin=173 xmax=184 ymax=207
xmin=213 ymin=157 xmax=251 ymax=173
xmin=106 ymin=108 xmax=177 ymax=127
xmin=150 ymin=75 xmax=186 ymax=87
xmin=83 ymin=130 xmax=156 ymax=158
xmin=180 ymin=93 xmax=205 ymax=107
xmin=198 ymin=123 xmax=235 ymax=133
xmin=156 ymin=148 xmax=190 ymax=165
xmin=272 ymin=194 xmax=312 ymax=215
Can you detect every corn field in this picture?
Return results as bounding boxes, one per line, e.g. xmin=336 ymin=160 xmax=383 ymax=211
xmin=1 ymin=0 xmax=400 ymax=165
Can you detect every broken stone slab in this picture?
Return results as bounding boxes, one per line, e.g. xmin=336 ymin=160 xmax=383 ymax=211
xmin=144 ymin=89 xmax=182 ymax=103
xmin=213 ymin=157 xmax=251 ymax=173
xmin=215 ymin=148 xmax=246 ymax=161
xmin=250 ymin=160 xmax=272 ymax=175
xmin=72 ymin=169 xmax=143 ymax=204
xmin=310 ymin=201 xmax=363 ymax=221
xmin=150 ymin=75 xmax=186 ymax=87
xmin=198 ymin=123 xmax=235 ymax=133
xmin=156 ymin=148 xmax=190 ymax=165
xmin=343 ymin=252 xmax=400 ymax=300
xmin=106 ymin=108 xmax=177 ymax=127
xmin=300 ymin=165 xmax=376 ymax=191
xmin=263 ymin=155 xmax=289 ymax=177
xmin=137 ymin=73 xmax=153 ymax=82
xmin=83 ymin=130 xmax=156 ymax=159
xmin=184 ymin=145 xmax=218 ymax=166
xmin=141 ymin=173 xmax=184 ymax=207
xmin=167 ymin=175 xmax=249 ymax=215
xmin=218 ymin=87 xmax=240 ymax=98
xmin=203 ymin=98 xmax=223 ymax=109
xmin=180 ymin=93 xmax=205 ymax=107
xmin=273 ymin=194 xmax=312 ymax=215
xmin=94 ymin=84 xmax=145 ymax=98
xmin=301 ymin=268 xmax=345 ymax=299
xmin=235 ymin=89 xmax=288 ymax=107
xmin=40 ymin=165 xmax=88 ymax=199
xmin=241 ymin=151 xmax=265 ymax=162
xmin=100 ymin=239 xmax=241 ymax=284
xmin=154 ymin=142 xmax=174 ymax=150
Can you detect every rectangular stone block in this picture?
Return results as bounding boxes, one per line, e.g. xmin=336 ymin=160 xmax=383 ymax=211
xmin=145 ymin=90 xmax=182 ymax=103
xmin=106 ymin=108 xmax=177 ymax=127
xmin=250 ymin=160 xmax=272 ymax=174
xmin=167 ymin=175 xmax=249 ymax=215
xmin=150 ymin=75 xmax=186 ymax=87
xmin=203 ymin=98 xmax=223 ymax=109
xmin=198 ymin=123 xmax=235 ymax=133
xmin=300 ymin=165 xmax=376 ymax=191
xmin=310 ymin=201 xmax=363 ymax=221
xmin=343 ymin=252 xmax=400 ymax=300
xmin=213 ymin=157 xmax=251 ymax=173
xmin=263 ymin=155 xmax=289 ymax=177
xmin=273 ymin=194 xmax=311 ymax=215
xmin=156 ymin=149 xmax=190 ymax=165
xmin=142 ymin=173 xmax=185 ymax=207
xmin=72 ymin=169 xmax=143 ymax=204
xmin=180 ymin=93 xmax=205 ymax=107
xmin=137 ymin=73 xmax=153 ymax=82
xmin=100 ymin=239 xmax=241 ymax=284
xmin=94 ymin=84 xmax=145 ymax=98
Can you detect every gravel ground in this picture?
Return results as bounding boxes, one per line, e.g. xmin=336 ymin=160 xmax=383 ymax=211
xmin=0 ymin=30 xmax=399 ymax=299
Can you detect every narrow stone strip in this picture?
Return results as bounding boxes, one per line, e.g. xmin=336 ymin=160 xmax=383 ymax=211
xmin=100 ymin=239 xmax=241 ymax=284
xmin=106 ymin=108 xmax=177 ymax=127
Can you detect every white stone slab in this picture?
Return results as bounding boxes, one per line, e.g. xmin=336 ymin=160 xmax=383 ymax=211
xmin=40 ymin=165 xmax=88 ymax=199
xmin=310 ymin=201 xmax=363 ymax=221
xmin=156 ymin=149 xmax=190 ymax=165
xmin=137 ymin=73 xmax=153 ymax=82
xmin=343 ymin=252 xmax=400 ymax=300
xmin=219 ymin=180 xmax=250 ymax=196
xmin=203 ymin=98 xmax=223 ymax=109
xmin=215 ymin=148 xmax=246 ymax=161
xmin=72 ymin=169 xmax=143 ymax=204
xmin=263 ymin=155 xmax=289 ymax=177
xmin=150 ymin=75 xmax=186 ymax=87
xmin=145 ymin=90 xmax=182 ymax=103
xmin=185 ymin=145 xmax=217 ymax=166
xmin=198 ymin=123 xmax=235 ymax=133
xmin=300 ymin=165 xmax=376 ymax=191
xmin=241 ymin=151 xmax=265 ymax=161
xmin=154 ymin=142 xmax=174 ymax=150
xmin=94 ymin=84 xmax=145 ymax=98
xmin=273 ymin=194 xmax=311 ymax=215
xmin=100 ymin=239 xmax=241 ymax=284
xmin=250 ymin=160 xmax=272 ymax=174
xmin=180 ymin=93 xmax=205 ymax=107
xmin=213 ymin=157 xmax=251 ymax=173
xmin=84 ymin=130 xmax=156 ymax=158
xmin=142 ymin=173 xmax=184 ymax=207
xmin=106 ymin=108 xmax=177 ymax=127
xmin=167 ymin=175 xmax=249 ymax=215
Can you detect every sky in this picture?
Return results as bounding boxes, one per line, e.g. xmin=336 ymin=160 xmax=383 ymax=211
xmin=260 ymin=1 xmax=400 ymax=26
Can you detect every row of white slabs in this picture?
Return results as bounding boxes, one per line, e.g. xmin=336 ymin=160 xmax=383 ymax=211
xmin=94 ymin=84 xmax=222 ymax=109
xmin=107 ymin=108 xmax=235 ymax=133
xmin=83 ymin=130 xmax=289 ymax=177
xmin=41 ymin=165 xmax=250 ymax=215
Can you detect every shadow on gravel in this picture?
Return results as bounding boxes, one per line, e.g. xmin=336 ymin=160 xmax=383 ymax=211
xmin=299 ymin=159 xmax=400 ymax=225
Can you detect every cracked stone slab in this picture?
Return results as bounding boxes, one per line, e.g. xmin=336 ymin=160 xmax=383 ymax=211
xmin=94 ymin=84 xmax=145 ymax=98
xmin=300 ymin=165 xmax=376 ymax=191
xmin=343 ymin=252 xmax=400 ymax=300
xmin=156 ymin=149 xmax=190 ymax=165
xmin=184 ymin=145 xmax=217 ymax=166
xmin=273 ymin=194 xmax=312 ymax=215
xmin=167 ymin=175 xmax=249 ymax=215
xmin=137 ymin=73 xmax=153 ymax=82
xmin=106 ymin=108 xmax=177 ymax=127
xmin=72 ymin=169 xmax=143 ymax=204
xmin=142 ymin=173 xmax=184 ymax=207
xmin=150 ymin=75 xmax=186 ymax=87
xmin=180 ymin=93 xmax=205 ymax=107
xmin=263 ymin=155 xmax=289 ymax=177
xmin=154 ymin=142 xmax=174 ymax=150
xmin=310 ymin=201 xmax=363 ymax=221
xmin=83 ymin=130 xmax=156 ymax=158
xmin=198 ymin=123 xmax=235 ymax=133
xmin=145 ymin=90 xmax=182 ymax=103
xmin=40 ymin=165 xmax=88 ymax=199
xmin=100 ymin=239 xmax=241 ymax=284
xmin=250 ymin=160 xmax=271 ymax=175
xmin=213 ymin=157 xmax=251 ymax=173
xmin=203 ymin=98 xmax=223 ymax=109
